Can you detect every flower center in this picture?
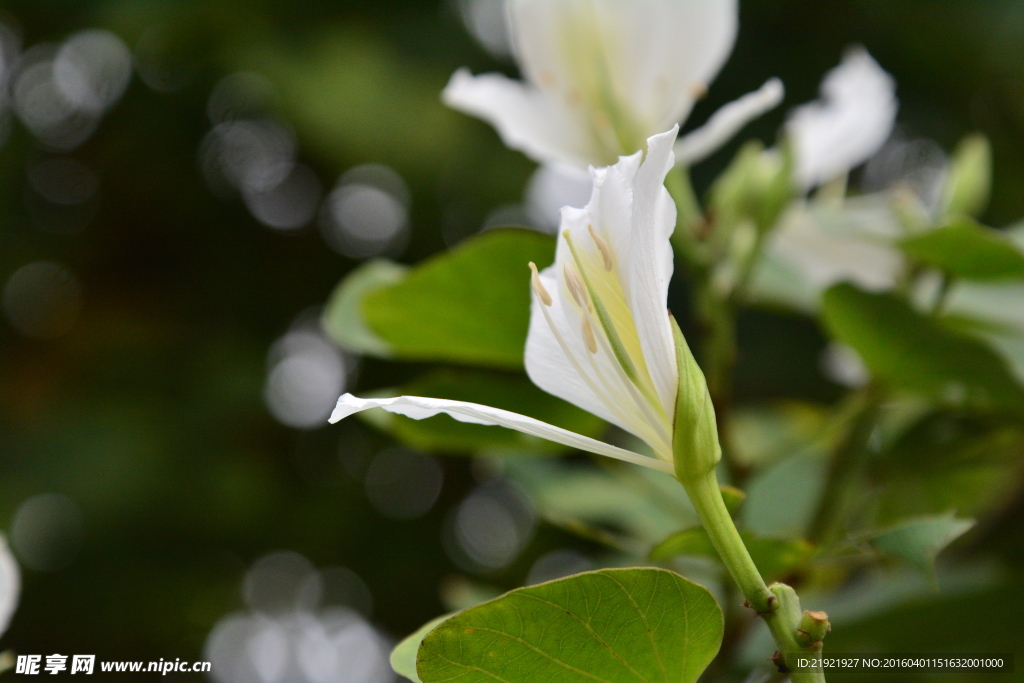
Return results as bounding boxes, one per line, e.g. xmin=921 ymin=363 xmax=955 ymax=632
xmin=530 ymin=225 xmax=673 ymax=459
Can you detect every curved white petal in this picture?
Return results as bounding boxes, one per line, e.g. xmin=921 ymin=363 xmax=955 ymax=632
xmin=675 ymin=78 xmax=785 ymax=166
xmin=525 ymin=129 xmax=679 ymax=458
xmin=625 ymin=129 xmax=679 ymax=412
xmin=442 ymin=68 xmax=594 ymax=168
xmin=0 ymin=534 xmax=20 ymax=635
xmin=787 ymin=48 xmax=898 ymax=190
xmin=329 ymin=393 xmax=673 ymax=473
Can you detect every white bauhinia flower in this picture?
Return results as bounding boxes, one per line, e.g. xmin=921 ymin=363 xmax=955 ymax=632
xmin=331 ymin=129 xmax=683 ymax=474
xmin=786 ymin=47 xmax=898 ymax=190
xmin=444 ymin=0 xmax=782 ymax=171
xmin=750 ymin=50 xmax=903 ymax=309
xmin=0 ymin=534 xmax=20 ymax=635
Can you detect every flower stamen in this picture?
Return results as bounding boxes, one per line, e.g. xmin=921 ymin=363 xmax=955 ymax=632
xmin=588 ymin=224 xmax=614 ymax=271
xmin=563 ymin=262 xmax=588 ymax=308
xmin=529 ymin=262 xmax=553 ymax=306
xmin=581 ymin=317 xmax=598 ymax=354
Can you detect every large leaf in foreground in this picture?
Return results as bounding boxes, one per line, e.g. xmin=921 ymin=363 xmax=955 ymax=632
xmin=418 ymin=568 xmax=723 ymax=683
xmin=360 ymin=368 xmax=605 ymax=454
xmin=391 ymin=614 xmax=452 ymax=683
xmin=362 ymin=229 xmax=555 ymax=368
xmin=822 ymin=283 xmax=1024 ymax=411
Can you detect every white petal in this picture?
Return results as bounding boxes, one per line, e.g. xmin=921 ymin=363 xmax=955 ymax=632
xmin=525 ymin=271 xmax=635 ymax=434
xmin=762 ymin=198 xmax=904 ymax=297
xmin=442 ymin=68 xmax=593 ymax=168
xmin=0 ymin=534 xmax=20 ymax=635
xmin=329 ymin=393 xmax=673 ymax=473
xmin=525 ymin=129 xmax=680 ymax=448
xmin=506 ymin=0 xmax=737 ymax=161
xmin=624 ymin=128 xmax=680 ymax=412
xmin=787 ymin=48 xmax=898 ymax=190
xmin=675 ymin=78 xmax=785 ymax=166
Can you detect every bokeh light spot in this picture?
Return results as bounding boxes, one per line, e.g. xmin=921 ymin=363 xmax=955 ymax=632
xmin=3 ymin=261 xmax=82 ymax=339
xmin=11 ymin=493 xmax=85 ymax=571
xmin=363 ymin=447 xmax=443 ymax=520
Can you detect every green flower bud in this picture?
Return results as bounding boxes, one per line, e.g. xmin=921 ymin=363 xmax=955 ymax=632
xmin=941 ymin=134 xmax=992 ymax=219
xmin=671 ymin=317 xmax=721 ymax=481
xmin=797 ymin=609 xmax=831 ymax=646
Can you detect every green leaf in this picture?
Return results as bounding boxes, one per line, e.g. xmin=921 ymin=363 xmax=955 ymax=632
xmin=417 ymin=568 xmax=723 ymax=683
xmin=870 ymin=410 xmax=1024 ymax=522
xmin=901 ymin=219 xmax=1024 ymax=280
xmin=940 ymin=133 xmax=991 ymax=219
xmin=503 ymin=458 xmax=697 ymax=549
xmin=362 ymin=229 xmax=555 ymax=369
xmin=719 ymin=485 xmax=747 ymax=516
xmin=741 ymin=453 xmax=828 ymax=540
xmin=362 ymin=368 xmax=605 ymax=454
xmin=821 ymin=283 xmax=1024 ymax=411
xmin=322 ymin=258 xmax=408 ymax=356
xmin=870 ymin=512 xmax=975 ymax=578
xmin=650 ymin=527 xmax=814 ymax=583
xmin=391 ymin=614 xmax=453 ymax=683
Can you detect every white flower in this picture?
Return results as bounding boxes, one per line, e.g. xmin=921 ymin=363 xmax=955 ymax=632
xmin=751 ymin=195 xmax=906 ymax=311
xmin=0 ymin=534 xmax=20 ymax=636
xmin=786 ymin=47 xmax=898 ymax=190
xmin=444 ymin=0 xmax=780 ymax=171
xmin=331 ymin=129 xmax=683 ymax=474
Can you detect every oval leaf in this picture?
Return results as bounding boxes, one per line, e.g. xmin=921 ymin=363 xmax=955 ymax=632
xmin=392 ymin=614 xmax=453 ymax=683
xmin=822 ymin=283 xmax=1024 ymax=411
xmin=901 ymin=219 xmax=1024 ymax=281
xmin=322 ymin=258 xmax=408 ymax=356
xmin=417 ymin=567 xmax=723 ymax=683
xmin=870 ymin=512 xmax=975 ymax=576
xmin=363 ymin=228 xmax=555 ymax=369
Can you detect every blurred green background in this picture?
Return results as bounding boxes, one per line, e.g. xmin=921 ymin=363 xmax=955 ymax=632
xmin=0 ymin=0 xmax=1022 ymax=680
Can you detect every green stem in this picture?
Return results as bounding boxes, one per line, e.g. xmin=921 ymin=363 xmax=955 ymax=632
xmin=680 ymin=470 xmax=826 ymax=682
xmin=730 ymin=224 xmax=771 ymax=307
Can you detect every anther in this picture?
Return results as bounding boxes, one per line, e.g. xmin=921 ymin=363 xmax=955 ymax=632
xmin=581 ymin=317 xmax=598 ymax=354
xmin=563 ymin=263 xmax=586 ymax=307
xmin=588 ymin=224 xmax=614 ymax=270
xmin=529 ymin=262 xmax=553 ymax=306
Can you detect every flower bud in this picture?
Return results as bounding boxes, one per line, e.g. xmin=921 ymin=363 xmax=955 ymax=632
xmin=941 ymin=134 xmax=991 ymax=219
xmin=797 ymin=609 xmax=831 ymax=646
xmin=671 ymin=317 xmax=721 ymax=480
